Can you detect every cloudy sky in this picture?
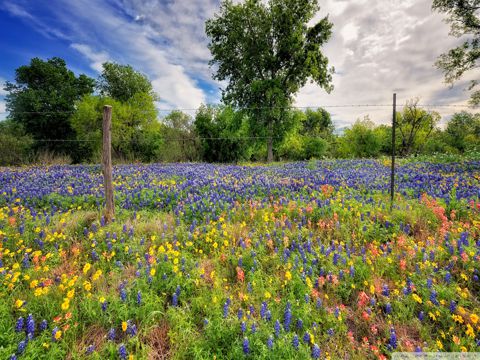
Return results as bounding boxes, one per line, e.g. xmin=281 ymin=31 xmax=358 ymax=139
xmin=0 ymin=0 xmax=475 ymax=127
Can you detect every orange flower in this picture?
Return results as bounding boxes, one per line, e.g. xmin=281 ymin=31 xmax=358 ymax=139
xmin=236 ymin=267 xmax=245 ymax=283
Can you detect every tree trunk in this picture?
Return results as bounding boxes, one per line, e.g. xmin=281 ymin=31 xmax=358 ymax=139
xmin=267 ymin=121 xmax=274 ymax=163
xmin=267 ymin=136 xmax=273 ymax=163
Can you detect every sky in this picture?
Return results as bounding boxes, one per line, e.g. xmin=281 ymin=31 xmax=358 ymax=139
xmin=0 ymin=0 xmax=476 ymax=128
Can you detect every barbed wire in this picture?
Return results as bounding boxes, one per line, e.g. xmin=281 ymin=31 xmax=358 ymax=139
xmin=4 ymin=103 xmax=476 ymax=115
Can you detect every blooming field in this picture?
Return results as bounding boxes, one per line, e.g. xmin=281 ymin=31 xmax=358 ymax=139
xmin=0 ymin=160 xmax=479 ymax=359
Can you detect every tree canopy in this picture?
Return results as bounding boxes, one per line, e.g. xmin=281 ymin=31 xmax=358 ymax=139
xmin=206 ymin=0 xmax=334 ymax=161
xmin=97 ymin=62 xmax=157 ymax=102
xmin=433 ymin=0 xmax=480 ymax=104
xmin=4 ymin=57 xmax=95 ymax=160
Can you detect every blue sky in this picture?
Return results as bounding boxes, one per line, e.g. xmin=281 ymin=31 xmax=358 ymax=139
xmin=0 ymin=0 xmax=476 ymax=126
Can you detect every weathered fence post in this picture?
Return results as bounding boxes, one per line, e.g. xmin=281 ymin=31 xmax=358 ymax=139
xmin=102 ymin=105 xmax=114 ymax=223
xmin=390 ymin=93 xmax=397 ymax=211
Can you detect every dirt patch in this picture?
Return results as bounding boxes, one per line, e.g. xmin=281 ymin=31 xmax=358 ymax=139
xmin=145 ymin=321 xmax=171 ymax=360
xmin=67 ymin=324 xmax=107 ymax=359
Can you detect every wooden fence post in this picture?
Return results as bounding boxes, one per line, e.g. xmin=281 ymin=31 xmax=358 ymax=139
xmin=102 ymin=105 xmax=114 ymax=223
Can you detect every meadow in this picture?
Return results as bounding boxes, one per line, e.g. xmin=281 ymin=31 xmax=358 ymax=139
xmin=0 ymin=160 xmax=479 ymax=359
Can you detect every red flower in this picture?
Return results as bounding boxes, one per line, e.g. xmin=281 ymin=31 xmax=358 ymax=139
xmin=236 ymin=267 xmax=245 ymax=283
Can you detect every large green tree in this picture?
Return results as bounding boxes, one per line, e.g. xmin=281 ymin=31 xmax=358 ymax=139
xmin=97 ymin=62 xmax=156 ymax=102
xmin=206 ymin=0 xmax=334 ymax=162
xmin=4 ymin=57 xmax=95 ymax=159
xmin=433 ymin=0 xmax=480 ymax=104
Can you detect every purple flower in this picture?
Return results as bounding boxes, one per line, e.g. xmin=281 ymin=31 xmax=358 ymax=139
xmin=267 ymin=335 xmax=274 ymax=349
xmin=292 ymin=334 xmax=299 ymax=349
xmin=303 ymin=332 xmax=311 ymax=343
xmin=15 ymin=317 xmax=24 ymax=333
xmin=120 ymin=288 xmax=127 ymax=302
xmin=243 ymin=337 xmax=250 ymax=354
xmin=17 ymin=340 xmax=26 ymax=354
xmin=172 ymin=293 xmax=178 ymax=307
xmin=274 ymin=320 xmax=281 ymax=337
xmin=312 ymin=344 xmax=321 ymax=359
xmin=284 ymin=304 xmax=292 ymax=332
xmin=26 ymin=314 xmax=35 ymax=335
xmin=118 ymin=344 xmax=127 ymax=360
xmin=382 ymin=285 xmax=390 ymax=297
xmin=107 ymin=328 xmax=116 ymax=341
xmin=223 ymin=301 xmax=230 ymax=318
xmin=40 ymin=319 xmax=48 ymax=332
xmin=418 ymin=311 xmax=425 ymax=321
xmin=241 ymin=321 xmax=246 ymax=333
xmin=136 ymin=291 xmax=142 ymax=305
xmin=385 ymin=303 xmax=392 ymax=314
xmin=85 ymin=344 xmax=95 ymax=355
xmin=450 ymin=300 xmax=457 ymax=313
xmin=389 ymin=328 xmax=397 ymax=349
xmin=101 ymin=300 xmax=108 ymax=312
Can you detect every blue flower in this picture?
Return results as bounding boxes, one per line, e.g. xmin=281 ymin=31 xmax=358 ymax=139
xmin=303 ymin=332 xmax=311 ymax=343
xmin=85 ymin=344 xmax=95 ymax=355
xmin=284 ymin=305 xmax=292 ymax=332
xmin=292 ymin=334 xmax=299 ymax=349
xmin=274 ymin=320 xmax=281 ymax=337
xmin=243 ymin=337 xmax=250 ymax=354
xmin=17 ymin=340 xmax=26 ymax=354
xmin=26 ymin=314 xmax=35 ymax=336
xmin=118 ymin=344 xmax=127 ymax=360
xmin=312 ymin=344 xmax=321 ymax=359
xmin=389 ymin=328 xmax=397 ymax=350
xmin=39 ymin=319 xmax=48 ymax=332
xmin=136 ymin=291 xmax=142 ymax=305
xmin=267 ymin=335 xmax=274 ymax=349
xmin=15 ymin=317 xmax=24 ymax=333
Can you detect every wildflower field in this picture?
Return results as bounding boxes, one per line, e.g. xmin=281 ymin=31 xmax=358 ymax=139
xmin=0 ymin=160 xmax=479 ymax=359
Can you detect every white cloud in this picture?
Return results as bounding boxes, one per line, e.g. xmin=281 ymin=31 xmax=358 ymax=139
xmin=295 ymin=0 xmax=473 ymax=127
xmin=0 ymin=78 xmax=8 ymax=96
xmin=0 ymin=100 xmax=6 ymax=121
xmin=70 ymin=43 xmax=110 ymax=73
xmin=3 ymin=0 xmax=476 ymax=127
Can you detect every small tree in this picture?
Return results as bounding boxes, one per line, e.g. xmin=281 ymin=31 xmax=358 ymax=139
xmin=160 ymin=111 xmax=200 ymax=162
xmin=337 ymin=117 xmax=382 ymax=158
xmin=445 ymin=111 xmax=480 ymax=152
xmin=206 ymin=0 xmax=334 ymax=162
xmin=396 ymin=99 xmax=440 ymax=156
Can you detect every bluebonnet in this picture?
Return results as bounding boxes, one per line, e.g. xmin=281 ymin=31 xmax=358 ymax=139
xmin=120 ymin=288 xmax=127 ymax=302
xmin=243 ymin=337 xmax=250 ymax=354
xmin=102 ymin=300 xmax=108 ymax=312
xmin=267 ymin=335 xmax=274 ymax=349
xmin=107 ymin=328 xmax=116 ymax=341
xmin=312 ymin=344 xmax=321 ymax=359
xmin=241 ymin=322 xmax=246 ymax=333
xmin=85 ymin=344 xmax=95 ymax=355
xmin=40 ymin=319 xmax=48 ymax=332
xmin=284 ymin=307 xmax=292 ymax=331
xmin=118 ymin=344 xmax=127 ymax=360
xmin=418 ymin=311 xmax=425 ymax=321
xmin=17 ymin=340 xmax=26 ymax=354
xmin=430 ymin=290 xmax=439 ymax=306
xmin=385 ymin=303 xmax=392 ymax=314
xmin=292 ymin=334 xmax=299 ymax=349
xmin=251 ymin=323 xmax=257 ymax=333
xmin=303 ymin=332 xmax=311 ymax=343
xmin=389 ymin=328 xmax=397 ymax=350
xmin=238 ymin=309 xmax=243 ymax=320
xmin=15 ymin=317 xmax=24 ymax=332
xmin=136 ymin=291 xmax=142 ymax=305
xmin=382 ymin=285 xmax=390 ymax=297
xmin=274 ymin=320 xmax=281 ymax=337
xmin=296 ymin=318 xmax=303 ymax=330
xmin=26 ymin=314 xmax=35 ymax=336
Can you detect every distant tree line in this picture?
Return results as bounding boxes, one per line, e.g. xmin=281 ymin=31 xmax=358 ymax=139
xmin=1 ymin=0 xmax=480 ymax=165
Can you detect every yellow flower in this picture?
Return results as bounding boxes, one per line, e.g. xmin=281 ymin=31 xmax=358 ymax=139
xmin=83 ymin=263 xmax=91 ymax=275
xmin=122 ymin=321 xmax=128 ymax=332
xmin=92 ymin=270 xmax=102 ymax=281
xmin=54 ymin=330 xmax=62 ymax=340
xmin=67 ymin=289 xmax=75 ymax=299
xmin=14 ymin=299 xmax=25 ymax=308
xmin=83 ymin=281 xmax=92 ymax=292
xmin=412 ymin=293 xmax=422 ymax=304
xmin=61 ymin=299 xmax=70 ymax=311
xmin=470 ymin=314 xmax=479 ymax=325
xmin=264 ymin=291 xmax=271 ymax=299
xmin=466 ymin=324 xmax=475 ymax=338
xmin=285 ymin=271 xmax=292 ymax=281
xmin=150 ymin=268 xmax=156 ymax=276
xmin=436 ymin=339 xmax=443 ymax=350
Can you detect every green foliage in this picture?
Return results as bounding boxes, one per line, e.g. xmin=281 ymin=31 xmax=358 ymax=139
xmin=396 ymin=98 xmax=440 ymax=156
xmin=336 ymin=117 xmax=382 ymax=158
xmin=158 ymin=111 xmax=201 ymax=162
xmin=4 ymin=57 xmax=95 ymax=161
xmin=432 ymin=0 xmax=480 ymax=104
xmin=71 ymin=93 xmax=162 ymax=162
xmin=97 ymin=62 xmax=157 ymax=102
xmin=0 ymin=120 xmax=33 ymax=165
xmin=205 ymin=0 xmax=334 ymax=161
xmin=194 ymin=105 xmax=248 ymax=163
xmin=445 ymin=111 xmax=480 ymax=152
